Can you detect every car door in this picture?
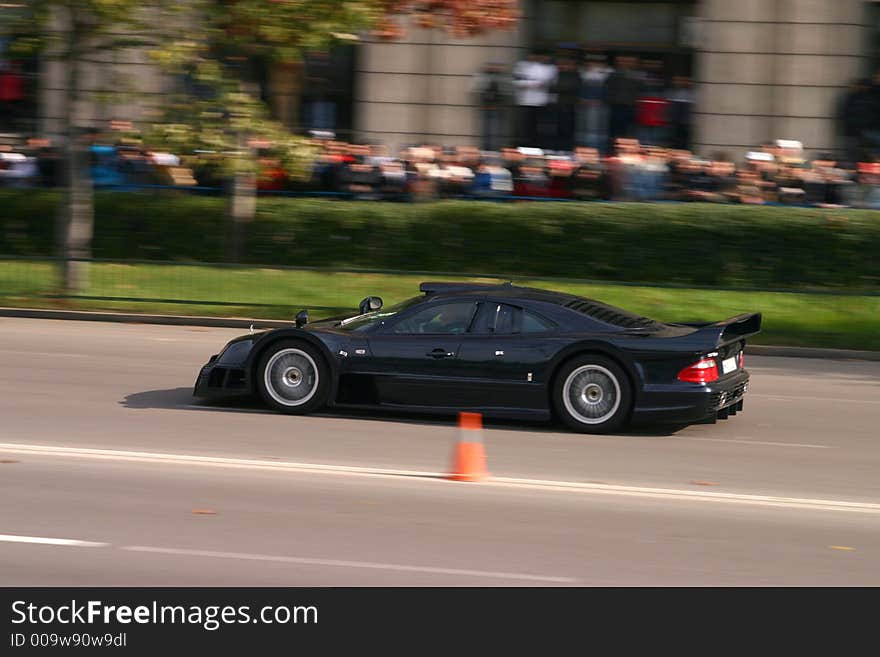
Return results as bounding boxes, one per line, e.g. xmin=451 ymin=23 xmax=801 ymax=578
xmin=361 ymin=300 xmax=479 ymax=407
xmin=455 ymin=301 xmax=558 ymax=410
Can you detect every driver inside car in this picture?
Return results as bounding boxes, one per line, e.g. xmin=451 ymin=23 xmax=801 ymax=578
xmin=422 ymin=305 xmax=473 ymax=334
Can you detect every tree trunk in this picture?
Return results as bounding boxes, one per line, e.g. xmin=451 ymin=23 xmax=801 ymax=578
xmin=226 ymin=133 xmax=256 ymax=262
xmin=59 ymin=11 xmax=95 ymax=295
xmin=63 ymin=133 xmax=94 ymax=293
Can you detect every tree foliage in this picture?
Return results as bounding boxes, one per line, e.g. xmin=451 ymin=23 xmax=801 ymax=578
xmin=149 ymin=0 xmax=518 ymax=179
xmin=1 ymin=1 xmax=168 ymax=60
xmin=1 ymin=1 xmax=180 ymax=291
xmin=2 ymin=0 xmax=521 ymax=268
xmin=147 ymin=1 xmax=386 ymax=179
xmin=375 ymin=1 xmax=520 ymax=39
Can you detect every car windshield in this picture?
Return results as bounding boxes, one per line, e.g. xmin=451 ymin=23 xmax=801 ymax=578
xmin=336 ymin=295 xmax=424 ymax=331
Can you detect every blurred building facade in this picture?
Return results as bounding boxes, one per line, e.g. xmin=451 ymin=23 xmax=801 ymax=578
xmin=355 ymin=0 xmax=877 ymax=159
xmin=20 ymin=0 xmax=880 ymax=160
xmin=696 ymin=0 xmax=873 ymax=159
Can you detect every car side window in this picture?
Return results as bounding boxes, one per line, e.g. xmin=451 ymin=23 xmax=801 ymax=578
xmin=521 ymin=309 xmax=556 ymax=333
xmin=471 ymin=303 xmax=555 ymax=334
xmin=495 ymin=304 xmax=517 ymax=333
xmin=391 ymin=302 xmax=477 ymax=334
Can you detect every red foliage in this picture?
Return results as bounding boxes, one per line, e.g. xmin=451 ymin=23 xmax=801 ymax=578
xmin=375 ymin=0 xmax=519 ymax=40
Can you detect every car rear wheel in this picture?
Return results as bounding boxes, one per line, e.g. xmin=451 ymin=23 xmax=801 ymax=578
xmin=553 ymin=355 xmax=632 ymax=434
xmin=256 ymin=340 xmax=329 ymax=414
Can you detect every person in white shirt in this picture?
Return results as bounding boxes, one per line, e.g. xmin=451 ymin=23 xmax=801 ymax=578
xmin=512 ymin=51 xmax=558 ymax=148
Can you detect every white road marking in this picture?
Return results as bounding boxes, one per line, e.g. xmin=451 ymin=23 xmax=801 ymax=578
xmin=0 ymin=442 xmax=440 ymax=477
xmin=0 ymin=531 xmax=573 ymax=582
xmin=3 ymin=442 xmax=880 ymax=515
xmin=753 ymin=394 xmax=880 ymax=405
xmin=122 ymin=546 xmax=577 ymax=583
xmin=678 ymin=437 xmax=834 ymax=449
xmin=0 ymin=350 xmax=87 ymax=358
xmin=0 ymin=533 xmax=108 ymax=547
xmin=486 ymin=478 xmax=880 ymax=514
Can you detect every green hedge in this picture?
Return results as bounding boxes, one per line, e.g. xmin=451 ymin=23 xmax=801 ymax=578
xmin=1 ymin=190 xmax=879 ymax=290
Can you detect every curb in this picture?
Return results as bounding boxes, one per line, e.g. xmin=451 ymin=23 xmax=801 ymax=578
xmin=745 ymin=344 xmax=880 ymax=361
xmin=1 ymin=306 xmax=879 ymax=361
xmin=0 ymin=307 xmax=290 ymax=330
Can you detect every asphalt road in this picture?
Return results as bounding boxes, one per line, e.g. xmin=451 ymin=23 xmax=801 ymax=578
xmin=1 ymin=317 xmax=878 ymax=585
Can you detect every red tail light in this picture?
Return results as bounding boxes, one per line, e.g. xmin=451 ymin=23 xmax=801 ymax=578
xmin=739 ymin=351 xmax=744 ymax=368
xmin=678 ymin=357 xmax=719 ymax=383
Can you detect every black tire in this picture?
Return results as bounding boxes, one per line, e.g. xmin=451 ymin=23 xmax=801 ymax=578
xmin=552 ymin=354 xmax=632 ymax=434
xmin=255 ymin=340 xmax=330 ymax=414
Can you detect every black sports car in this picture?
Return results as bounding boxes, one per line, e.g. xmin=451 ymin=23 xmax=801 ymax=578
xmin=194 ymin=282 xmax=761 ymax=433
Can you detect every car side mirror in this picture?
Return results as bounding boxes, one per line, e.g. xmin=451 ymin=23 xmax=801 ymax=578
xmin=359 ymin=296 xmax=383 ymax=314
xmin=295 ymin=309 xmax=309 ymax=328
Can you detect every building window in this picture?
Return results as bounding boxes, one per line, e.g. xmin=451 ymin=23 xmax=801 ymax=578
xmin=527 ymin=0 xmax=698 ymax=79
xmin=298 ymin=47 xmax=356 ymax=141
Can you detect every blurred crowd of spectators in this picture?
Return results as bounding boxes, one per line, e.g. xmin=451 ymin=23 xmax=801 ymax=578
xmin=299 ymin=136 xmax=880 ymax=208
xmin=3 ymin=133 xmax=880 ymax=209
xmin=472 ymin=50 xmax=880 ymax=169
xmin=0 ymin=137 xmax=195 ymax=189
xmin=5 ymin=49 xmax=880 ymax=212
xmin=4 ymin=42 xmax=880 ymax=210
xmin=472 ymin=51 xmax=695 ymax=155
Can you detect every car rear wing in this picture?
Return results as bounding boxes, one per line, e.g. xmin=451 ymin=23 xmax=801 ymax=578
xmin=419 ymin=281 xmax=511 ymax=295
xmin=679 ymin=313 xmax=762 ymax=349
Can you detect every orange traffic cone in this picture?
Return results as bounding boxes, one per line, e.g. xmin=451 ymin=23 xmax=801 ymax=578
xmin=448 ymin=412 xmax=489 ymax=482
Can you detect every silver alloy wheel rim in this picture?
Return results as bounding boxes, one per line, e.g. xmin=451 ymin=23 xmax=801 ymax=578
xmin=562 ymin=364 xmax=621 ymax=425
xmin=263 ymin=348 xmax=319 ymax=407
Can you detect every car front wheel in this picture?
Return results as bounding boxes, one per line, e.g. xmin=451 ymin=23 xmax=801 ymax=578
xmin=553 ymin=355 xmax=632 ymax=433
xmin=256 ymin=340 xmax=329 ymax=414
